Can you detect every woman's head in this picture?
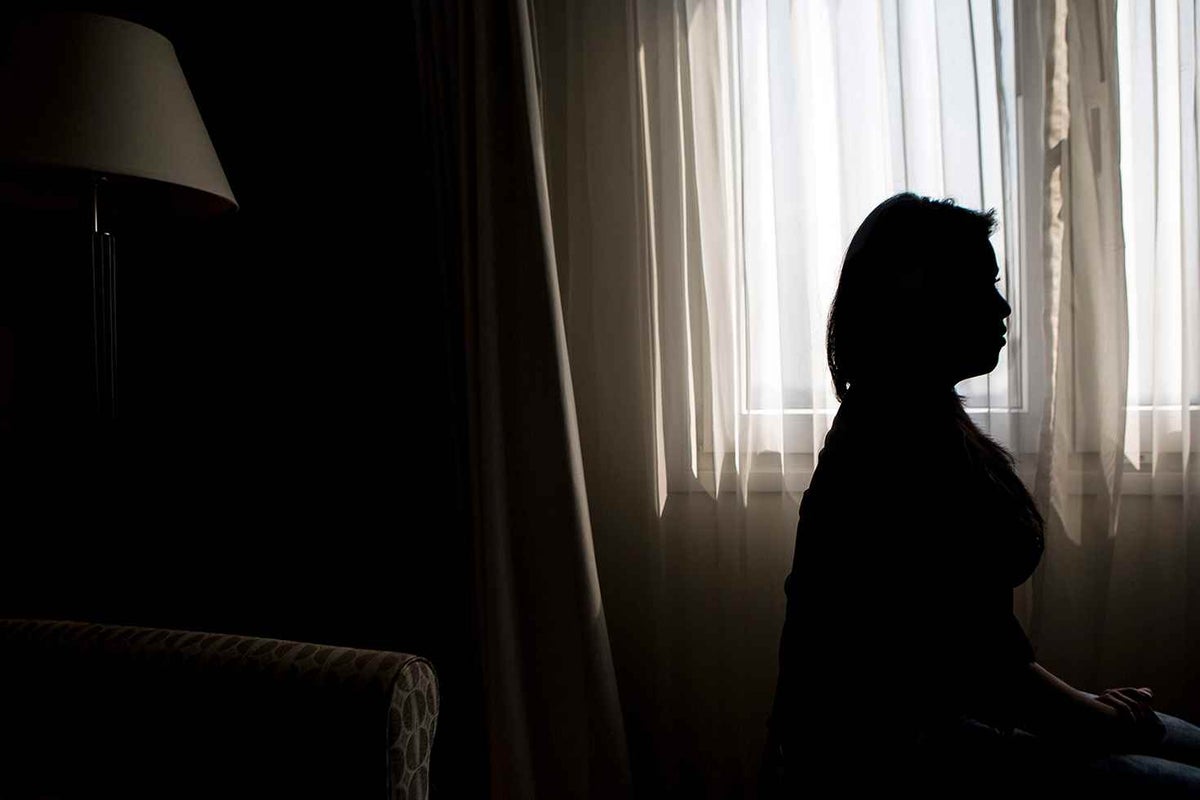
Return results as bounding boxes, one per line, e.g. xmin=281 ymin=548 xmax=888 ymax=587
xmin=826 ymin=193 xmax=1012 ymax=402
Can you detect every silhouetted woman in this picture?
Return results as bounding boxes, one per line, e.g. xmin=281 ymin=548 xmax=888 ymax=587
xmin=760 ymin=194 xmax=1200 ymax=797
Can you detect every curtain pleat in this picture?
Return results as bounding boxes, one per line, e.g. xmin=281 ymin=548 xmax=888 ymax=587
xmin=1100 ymin=0 xmax=1200 ymax=719
xmin=454 ymin=0 xmax=632 ymax=795
xmin=490 ymin=0 xmax=1200 ymax=796
xmin=658 ymin=0 xmax=1023 ymax=506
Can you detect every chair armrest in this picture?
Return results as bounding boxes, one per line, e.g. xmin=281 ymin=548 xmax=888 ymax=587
xmin=0 ymin=618 xmax=439 ymax=799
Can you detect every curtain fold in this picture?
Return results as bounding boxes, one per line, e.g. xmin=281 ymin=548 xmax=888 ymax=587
xmin=1102 ymin=0 xmax=1200 ymax=718
xmin=452 ymin=0 xmax=632 ymax=795
xmin=509 ymin=0 xmax=1200 ymax=795
xmin=643 ymin=0 xmax=1029 ymax=507
xmin=1029 ymin=0 xmax=1128 ymax=691
xmin=532 ymin=0 xmax=669 ymax=792
xmin=1034 ymin=0 xmax=1128 ymax=552
xmin=1027 ymin=0 xmax=1200 ymax=723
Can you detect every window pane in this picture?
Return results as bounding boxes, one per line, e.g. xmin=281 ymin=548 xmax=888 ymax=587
xmin=742 ymin=0 xmax=1020 ymax=414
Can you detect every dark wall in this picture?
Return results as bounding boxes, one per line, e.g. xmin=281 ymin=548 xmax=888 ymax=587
xmin=0 ymin=4 xmax=482 ymax=796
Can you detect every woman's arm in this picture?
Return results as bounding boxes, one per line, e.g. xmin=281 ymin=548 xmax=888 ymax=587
xmin=1012 ymin=661 xmax=1106 ymax=734
xmin=1011 ymin=661 xmax=1161 ymax=749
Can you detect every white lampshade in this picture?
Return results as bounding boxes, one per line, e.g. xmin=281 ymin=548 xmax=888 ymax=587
xmin=0 ymin=11 xmax=236 ymax=217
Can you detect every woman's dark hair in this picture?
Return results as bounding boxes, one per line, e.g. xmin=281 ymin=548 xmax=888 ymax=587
xmin=826 ymin=192 xmax=997 ymax=402
xmin=826 ymin=193 xmax=1043 ymax=564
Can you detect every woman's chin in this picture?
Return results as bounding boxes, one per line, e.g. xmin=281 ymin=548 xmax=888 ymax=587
xmin=958 ymin=356 xmax=1002 ymax=383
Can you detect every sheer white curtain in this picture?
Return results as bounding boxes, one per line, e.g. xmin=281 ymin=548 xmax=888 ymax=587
xmin=650 ymin=0 xmax=1031 ymax=507
xmin=654 ymin=0 xmax=1200 ymax=719
xmin=1118 ymin=0 xmax=1200 ymax=489
xmin=1025 ymin=0 xmax=1132 ymax=703
xmin=450 ymin=0 xmax=632 ymax=795
xmin=1092 ymin=0 xmax=1200 ymax=717
xmin=529 ymin=0 xmax=1200 ymax=795
xmin=1019 ymin=0 xmax=1200 ymax=723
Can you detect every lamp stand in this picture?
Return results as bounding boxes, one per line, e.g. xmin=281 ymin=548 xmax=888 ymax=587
xmin=90 ymin=177 xmax=116 ymax=421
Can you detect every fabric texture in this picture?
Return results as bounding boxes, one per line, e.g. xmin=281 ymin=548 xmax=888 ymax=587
xmin=390 ymin=649 xmax=442 ymax=800
xmin=1034 ymin=0 xmax=1129 ymax=547
xmin=1021 ymin=0 xmax=1200 ymax=728
xmin=637 ymin=0 xmax=1030 ymax=505
xmin=428 ymin=0 xmax=634 ymax=795
xmin=500 ymin=0 xmax=1200 ymax=795
xmin=906 ymin=693 xmax=1200 ymax=798
xmin=0 ymin=618 xmax=438 ymax=799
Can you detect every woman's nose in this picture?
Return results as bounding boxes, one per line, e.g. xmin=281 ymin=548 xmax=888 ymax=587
xmin=998 ymin=292 xmax=1012 ymax=319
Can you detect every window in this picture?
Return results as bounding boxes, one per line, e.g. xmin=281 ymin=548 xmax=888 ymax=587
xmin=678 ymin=0 xmax=1034 ymax=470
xmin=1117 ymin=0 xmax=1200 ymax=462
xmin=646 ymin=0 xmax=1197 ymax=497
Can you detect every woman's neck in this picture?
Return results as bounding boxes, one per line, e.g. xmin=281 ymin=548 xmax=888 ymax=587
xmin=847 ymin=375 xmax=960 ymax=402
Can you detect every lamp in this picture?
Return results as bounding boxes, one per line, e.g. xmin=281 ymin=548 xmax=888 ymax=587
xmin=0 ymin=11 xmax=237 ymax=423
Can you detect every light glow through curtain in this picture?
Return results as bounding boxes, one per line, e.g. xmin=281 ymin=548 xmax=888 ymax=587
xmin=1118 ymin=0 xmax=1199 ymax=478
xmin=528 ymin=0 xmax=1200 ymax=794
xmin=650 ymin=0 xmax=1029 ymax=506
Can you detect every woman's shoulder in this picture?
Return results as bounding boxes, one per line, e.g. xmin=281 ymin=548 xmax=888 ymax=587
xmin=819 ymin=394 xmax=964 ymax=463
xmin=805 ymin=396 xmax=970 ymax=511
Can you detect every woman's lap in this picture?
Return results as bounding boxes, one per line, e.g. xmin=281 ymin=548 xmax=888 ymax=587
xmin=1058 ymin=708 xmax=1200 ymax=797
xmin=914 ymin=703 xmax=1200 ymax=798
xmin=1142 ymin=707 xmax=1200 ymax=768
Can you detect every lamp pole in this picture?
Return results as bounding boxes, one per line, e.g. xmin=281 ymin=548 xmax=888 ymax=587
xmin=0 ymin=12 xmax=238 ymax=426
xmin=90 ymin=176 xmax=116 ymax=421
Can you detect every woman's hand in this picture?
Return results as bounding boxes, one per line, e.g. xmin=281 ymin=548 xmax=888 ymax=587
xmin=1091 ymin=687 xmax=1166 ymax=751
xmin=1013 ymin=663 xmax=1167 ymax=753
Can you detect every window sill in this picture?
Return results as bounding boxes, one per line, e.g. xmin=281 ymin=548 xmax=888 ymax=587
xmin=680 ymin=451 xmax=1197 ymax=496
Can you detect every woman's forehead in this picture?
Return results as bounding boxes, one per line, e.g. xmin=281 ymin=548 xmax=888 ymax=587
xmin=953 ymin=238 xmax=999 ymax=275
xmin=921 ymin=237 xmax=998 ymax=272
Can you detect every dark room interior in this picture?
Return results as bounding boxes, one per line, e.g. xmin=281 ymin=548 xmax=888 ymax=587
xmin=0 ymin=3 xmax=482 ymax=797
xmin=1 ymin=1 xmax=1198 ymax=798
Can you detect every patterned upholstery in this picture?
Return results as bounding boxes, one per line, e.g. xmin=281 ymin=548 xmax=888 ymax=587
xmin=389 ymin=641 xmax=441 ymax=799
xmin=0 ymin=618 xmax=438 ymax=799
